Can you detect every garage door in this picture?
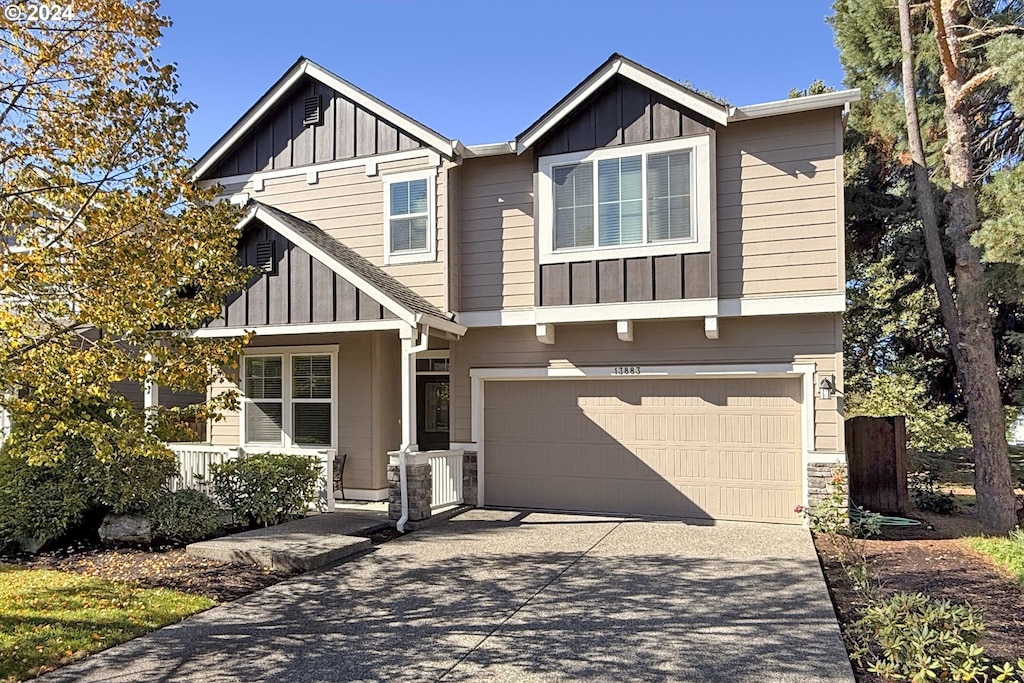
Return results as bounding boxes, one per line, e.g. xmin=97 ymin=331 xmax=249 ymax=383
xmin=484 ymin=378 xmax=803 ymax=524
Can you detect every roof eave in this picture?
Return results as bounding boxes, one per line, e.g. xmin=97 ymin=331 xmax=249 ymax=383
xmin=515 ymin=56 xmax=730 ymax=155
xmin=192 ymin=59 xmax=455 ymax=182
xmin=729 ymin=89 xmax=862 ymax=121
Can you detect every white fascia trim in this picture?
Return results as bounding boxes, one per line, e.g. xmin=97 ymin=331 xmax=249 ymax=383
xmin=193 ymin=320 xmax=407 ymax=338
xmin=463 ymin=142 xmax=516 ymax=158
xmin=205 ymin=149 xmax=440 ymax=191
xmin=382 ymin=168 xmax=438 ymax=266
xmin=247 ymin=205 xmax=417 ymax=326
xmin=535 ymin=298 xmax=718 ymax=324
xmin=303 ymin=62 xmax=454 ymax=157
xmin=516 ymin=58 xmax=729 ymax=154
xmin=455 ymin=294 xmax=845 ymax=328
xmin=414 ymin=313 xmax=466 ymax=337
xmin=730 ymin=89 xmax=861 ymax=122
xmin=536 ymin=135 xmax=712 ymax=265
xmin=193 ymin=65 xmax=307 ymax=180
xmin=718 ymin=293 xmax=846 ymax=317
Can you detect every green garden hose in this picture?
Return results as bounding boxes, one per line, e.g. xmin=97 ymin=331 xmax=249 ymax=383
xmin=849 ymin=505 xmax=922 ymax=526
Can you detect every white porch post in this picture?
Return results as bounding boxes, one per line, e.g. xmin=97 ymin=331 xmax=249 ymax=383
xmin=399 ymin=326 xmax=419 ymax=451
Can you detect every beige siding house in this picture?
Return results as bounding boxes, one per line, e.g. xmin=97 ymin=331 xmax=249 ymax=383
xmin=173 ymin=54 xmax=857 ymax=527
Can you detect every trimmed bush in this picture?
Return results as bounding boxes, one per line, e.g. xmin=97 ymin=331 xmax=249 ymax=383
xmin=0 ymin=438 xmax=178 ymax=552
xmin=147 ymin=489 xmax=222 ymax=544
xmin=208 ymin=452 xmax=321 ymax=527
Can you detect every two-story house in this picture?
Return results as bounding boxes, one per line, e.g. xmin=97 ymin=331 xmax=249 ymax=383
xmin=183 ymin=54 xmax=857 ymax=526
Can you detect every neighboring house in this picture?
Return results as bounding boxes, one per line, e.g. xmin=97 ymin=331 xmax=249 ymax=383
xmin=177 ymin=54 xmax=858 ymax=525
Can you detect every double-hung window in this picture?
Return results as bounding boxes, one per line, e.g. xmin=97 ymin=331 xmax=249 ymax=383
xmin=242 ymin=347 xmax=336 ymax=449
xmin=540 ymin=135 xmax=711 ymax=264
xmin=383 ymin=169 xmax=436 ymax=265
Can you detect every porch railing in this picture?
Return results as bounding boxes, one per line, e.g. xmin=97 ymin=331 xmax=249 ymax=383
xmin=167 ymin=444 xmax=240 ymax=492
xmin=428 ymin=450 xmax=464 ymax=509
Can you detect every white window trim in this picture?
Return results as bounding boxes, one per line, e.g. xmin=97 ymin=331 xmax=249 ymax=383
xmin=239 ymin=345 xmax=339 ymax=451
xmin=382 ymin=168 xmax=437 ymax=266
xmin=537 ymin=135 xmax=713 ymax=265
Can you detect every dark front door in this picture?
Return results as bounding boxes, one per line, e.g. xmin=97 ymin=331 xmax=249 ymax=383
xmin=417 ymin=376 xmax=450 ymax=451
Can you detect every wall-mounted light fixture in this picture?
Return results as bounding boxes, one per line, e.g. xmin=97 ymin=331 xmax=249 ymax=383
xmin=819 ymin=377 xmax=835 ymax=401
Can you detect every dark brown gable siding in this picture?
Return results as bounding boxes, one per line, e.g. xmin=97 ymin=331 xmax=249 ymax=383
xmin=540 ymin=254 xmax=712 ymax=306
xmin=208 ymin=220 xmax=387 ymax=327
xmin=208 ymin=76 xmax=425 ymax=178
xmin=536 ymin=75 xmax=715 ymax=158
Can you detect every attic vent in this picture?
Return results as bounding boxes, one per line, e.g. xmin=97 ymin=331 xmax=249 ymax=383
xmin=303 ymin=95 xmax=322 ymax=126
xmin=255 ymin=240 xmax=276 ymax=274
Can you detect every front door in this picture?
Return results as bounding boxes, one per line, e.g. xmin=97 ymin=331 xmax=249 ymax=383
xmin=416 ymin=376 xmax=450 ymax=451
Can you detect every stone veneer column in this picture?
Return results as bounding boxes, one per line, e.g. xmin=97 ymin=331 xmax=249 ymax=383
xmin=387 ymin=451 xmax=432 ymax=522
xmin=806 ymin=462 xmax=849 ymax=509
xmin=462 ymin=451 xmax=478 ymax=506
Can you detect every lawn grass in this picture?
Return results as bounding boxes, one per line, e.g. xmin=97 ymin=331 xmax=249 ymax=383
xmin=0 ymin=564 xmax=213 ymax=682
xmin=970 ymin=533 xmax=1024 ymax=589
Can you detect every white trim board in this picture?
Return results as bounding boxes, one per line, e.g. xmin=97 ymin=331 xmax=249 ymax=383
xmin=730 ymin=90 xmax=861 ymax=122
xmin=205 ymin=149 xmax=440 ymax=190
xmin=194 ymin=58 xmax=454 ymax=181
xmin=335 ymin=488 xmax=389 ymax=502
xmin=468 ymin=362 xmax=823 ymax=511
xmin=193 ymin=320 xmax=407 ymax=338
xmin=456 ymin=293 xmax=845 ymax=328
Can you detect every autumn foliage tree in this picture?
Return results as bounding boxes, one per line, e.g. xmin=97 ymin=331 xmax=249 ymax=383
xmin=0 ymin=1 xmax=250 ymax=465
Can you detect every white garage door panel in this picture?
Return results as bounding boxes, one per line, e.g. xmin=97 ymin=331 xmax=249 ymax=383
xmin=484 ymin=378 xmax=803 ymax=524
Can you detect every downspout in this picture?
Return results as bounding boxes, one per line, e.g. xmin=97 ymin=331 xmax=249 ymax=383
xmin=397 ymin=324 xmax=430 ymax=533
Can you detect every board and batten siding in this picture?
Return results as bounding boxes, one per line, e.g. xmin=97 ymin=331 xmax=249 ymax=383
xmin=716 ymin=109 xmax=843 ymax=298
xmin=450 ymin=314 xmax=843 ymax=453
xmin=206 ymin=75 xmax=425 ymax=180
xmin=457 ymin=152 xmax=536 ymax=311
xmin=207 ymin=331 xmax=400 ymax=493
xmin=217 ymin=156 xmax=450 ymax=311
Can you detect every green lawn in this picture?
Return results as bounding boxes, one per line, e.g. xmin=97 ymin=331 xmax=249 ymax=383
xmin=970 ymin=532 xmax=1024 ymax=588
xmin=0 ymin=564 xmax=213 ymax=682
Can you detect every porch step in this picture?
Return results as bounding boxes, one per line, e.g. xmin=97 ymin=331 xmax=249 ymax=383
xmin=187 ymin=510 xmax=388 ymax=573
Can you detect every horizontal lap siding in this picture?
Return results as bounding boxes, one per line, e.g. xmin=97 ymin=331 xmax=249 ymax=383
xmin=451 ymin=314 xmax=843 ymax=452
xmin=207 ymin=332 xmax=395 ymax=492
xmin=459 ymin=153 xmax=536 ymax=311
xmin=716 ymin=110 xmax=842 ymax=298
xmin=225 ymin=157 xmax=448 ymax=310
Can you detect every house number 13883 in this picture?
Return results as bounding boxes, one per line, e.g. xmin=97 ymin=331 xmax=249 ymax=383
xmin=612 ymin=366 xmax=641 ymax=375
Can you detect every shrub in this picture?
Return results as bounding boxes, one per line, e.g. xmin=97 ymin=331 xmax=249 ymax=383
xmin=0 ymin=438 xmax=178 ymax=551
xmin=846 ymin=372 xmax=972 ymax=453
xmin=909 ymin=471 xmax=960 ymax=515
xmin=848 ymin=592 xmax=992 ymax=682
xmin=208 ymin=452 xmax=322 ymax=527
xmin=147 ymin=489 xmax=222 ymax=544
xmin=0 ymin=444 xmax=93 ymax=550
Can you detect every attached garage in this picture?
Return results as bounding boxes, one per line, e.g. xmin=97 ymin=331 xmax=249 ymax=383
xmin=482 ymin=376 xmax=805 ymax=524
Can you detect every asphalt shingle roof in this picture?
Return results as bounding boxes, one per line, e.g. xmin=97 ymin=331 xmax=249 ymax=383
xmin=248 ymin=200 xmax=449 ymax=320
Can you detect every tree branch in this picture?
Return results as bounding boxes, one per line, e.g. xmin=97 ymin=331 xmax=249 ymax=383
xmin=954 ymin=65 xmax=998 ymax=107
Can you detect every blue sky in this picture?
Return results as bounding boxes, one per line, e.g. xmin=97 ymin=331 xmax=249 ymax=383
xmin=158 ymin=1 xmax=844 ymax=158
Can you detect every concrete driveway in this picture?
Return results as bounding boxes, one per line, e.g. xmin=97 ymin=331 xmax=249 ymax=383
xmin=43 ymin=509 xmax=854 ymax=682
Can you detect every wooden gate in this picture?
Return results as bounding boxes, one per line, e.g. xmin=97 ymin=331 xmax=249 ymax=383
xmin=845 ymin=415 xmax=908 ymax=515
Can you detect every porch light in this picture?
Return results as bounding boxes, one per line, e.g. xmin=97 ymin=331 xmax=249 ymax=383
xmin=819 ymin=378 xmax=835 ymax=401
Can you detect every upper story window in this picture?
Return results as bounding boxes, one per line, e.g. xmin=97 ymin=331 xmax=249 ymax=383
xmin=538 ymin=135 xmax=712 ymax=264
xmin=383 ymin=169 xmax=436 ymax=266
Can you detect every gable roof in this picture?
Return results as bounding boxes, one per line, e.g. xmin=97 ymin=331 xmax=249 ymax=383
xmin=515 ymin=54 xmax=732 ymax=154
xmin=239 ymin=201 xmax=461 ymax=332
xmin=193 ymin=57 xmax=455 ymax=181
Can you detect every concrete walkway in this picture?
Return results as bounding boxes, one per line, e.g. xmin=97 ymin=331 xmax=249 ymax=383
xmin=44 ymin=510 xmax=854 ymax=683
xmin=186 ymin=508 xmax=389 ymax=572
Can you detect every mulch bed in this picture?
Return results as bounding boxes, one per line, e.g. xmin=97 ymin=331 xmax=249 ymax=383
xmin=816 ymin=507 xmax=1024 ymax=683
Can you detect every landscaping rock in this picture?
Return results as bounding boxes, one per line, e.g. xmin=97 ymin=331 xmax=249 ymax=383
xmin=16 ymin=536 xmax=47 ymax=554
xmin=99 ymin=514 xmax=153 ymax=546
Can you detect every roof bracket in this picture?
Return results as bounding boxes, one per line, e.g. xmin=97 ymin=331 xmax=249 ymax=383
xmin=616 ymin=320 xmax=633 ymax=342
xmin=536 ymin=323 xmax=555 ymax=345
xmin=704 ymin=316 xmax=719 ymax=340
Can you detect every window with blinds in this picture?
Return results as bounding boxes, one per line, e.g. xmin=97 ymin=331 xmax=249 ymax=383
xmin=546 ymin=141 xmax=698 ymax=254
xmin=292 ymin=355 xmax=331 ymax=446
xmin=243 ymin=352 xmax=333 ymax=448
xmin=388 ymin=178 xmax=428 ymax=253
